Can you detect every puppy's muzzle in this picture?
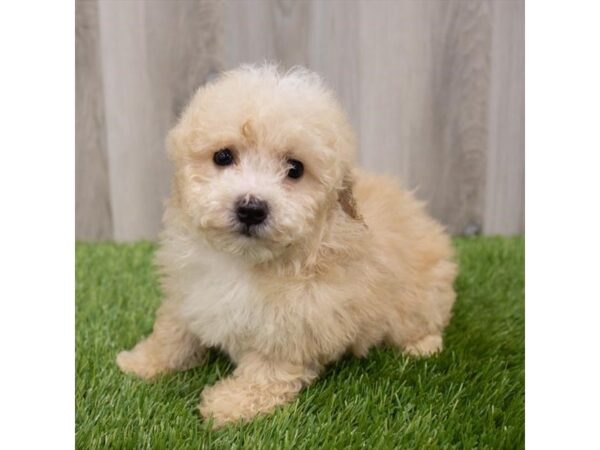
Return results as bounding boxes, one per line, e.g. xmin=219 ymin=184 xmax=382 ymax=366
xmin=236 ymin=196 xmax=269 ymax=229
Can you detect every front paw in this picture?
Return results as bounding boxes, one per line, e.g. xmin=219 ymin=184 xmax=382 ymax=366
xmin=198 ymin=378 xmax=298 ymax=428
xmin=116 ymin=349 xmax=162 ymax=380
xmin=198 ymin=379 xmax=248 ymax=428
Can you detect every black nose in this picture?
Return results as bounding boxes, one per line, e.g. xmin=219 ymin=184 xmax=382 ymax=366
xmin=236 ymin=197 xmax=269 ymax=226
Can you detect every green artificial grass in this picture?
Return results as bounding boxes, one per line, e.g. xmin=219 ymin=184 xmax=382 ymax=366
xmin=76 ymin=237 xmax=524 ymax=449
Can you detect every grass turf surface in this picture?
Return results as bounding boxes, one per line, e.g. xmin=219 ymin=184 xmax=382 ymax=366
xmin=76 ymin=237 xmax=524 ymax=449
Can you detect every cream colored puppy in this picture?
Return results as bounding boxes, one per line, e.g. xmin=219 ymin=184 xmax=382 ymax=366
xmin=117 ymin=65 xmax=457 ymax=427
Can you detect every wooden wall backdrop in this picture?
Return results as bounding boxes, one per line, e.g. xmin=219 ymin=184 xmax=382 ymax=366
xmin=76 ymin=0 xmax=524 ymax=240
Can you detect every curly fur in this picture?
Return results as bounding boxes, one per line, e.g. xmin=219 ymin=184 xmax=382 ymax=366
xmin=116 ymin=64 xmax=457 ymax=427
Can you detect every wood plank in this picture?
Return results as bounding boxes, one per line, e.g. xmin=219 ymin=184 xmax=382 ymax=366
xmin=222 ymin=0 xmax=278 ymax=66
xmin=484 ymin=0 xmax=525 ymax=235
xmin=358 ymin=0 xmax=420 ymax=184
xmin=361 ymin=0 xmax=493 ymax=235
xmin=306 ymin=1 xmax=362 ymax=139
xmin=417 ymin=0 xmax=492 ymax=235
xmin=97 ymin=0 xmax=223 ymax=240
xmin=75 ymin=0 xmax=113 ymax=240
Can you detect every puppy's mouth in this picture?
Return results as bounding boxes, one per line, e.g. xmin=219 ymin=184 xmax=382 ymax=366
xmin=232 ymin=221 xmax=269 ymax=239
xmin=240 ymin=224 xmax=261 ymax=238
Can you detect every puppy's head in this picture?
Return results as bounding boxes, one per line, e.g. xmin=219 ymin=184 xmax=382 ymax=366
xmin=168 ymin=65 xmax=359 ymax=262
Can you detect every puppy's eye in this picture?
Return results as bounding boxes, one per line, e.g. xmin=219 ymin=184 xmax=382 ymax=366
xmin=287 ymin=159 xmax=304 ymax=179
xmin=213 ymin=149 xmax=234 ymax=166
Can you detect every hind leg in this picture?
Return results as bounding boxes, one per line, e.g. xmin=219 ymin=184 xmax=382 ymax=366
xmin=402 ymin=334 xmax=443 ymax=357
xmin=395 ymin=263 xmax=455 ymax=358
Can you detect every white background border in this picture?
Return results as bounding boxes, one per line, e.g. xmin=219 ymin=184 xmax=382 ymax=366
xmin=526 ymin=0 xmax=600 ymax=448
xmin=0 ymin=1 xmax=74 ymax=449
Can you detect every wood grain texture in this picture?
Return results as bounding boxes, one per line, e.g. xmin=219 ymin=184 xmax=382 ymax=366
xmin=359 ymin=1 xmax=493 ymax=235
xmin=484 ymin=0 xmax=525 ymax=235
xmin=358 ymin=0 xmax=425 ymax=187
xmin=306 ymin=1 xmax=362 ymax=140
xmin=75 ymin=0 xmax=112 ymax=240
xmin=97 ymin=0 xmax=222 ymax=240
xmin=76 ymin=0 xmax=524 ymax=239
xmin=413 ymin=0 xmax=492 ymax=236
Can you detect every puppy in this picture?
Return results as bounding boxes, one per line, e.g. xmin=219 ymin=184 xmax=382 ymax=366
xmin=117 ymin=65 xmax=457 ymax=427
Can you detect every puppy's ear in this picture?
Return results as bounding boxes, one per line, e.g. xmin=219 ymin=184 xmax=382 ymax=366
xmin=338 ymin=173 xmax=363 ymax=222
